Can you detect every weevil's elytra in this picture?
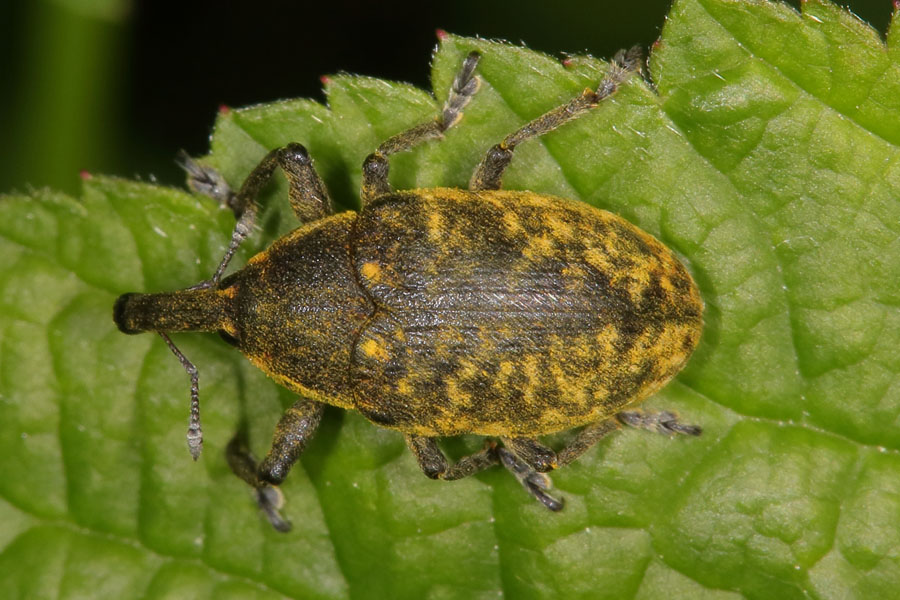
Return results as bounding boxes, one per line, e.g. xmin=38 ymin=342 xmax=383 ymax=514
xmin=350 ymin=188 xmax=701 ymax=437
xmin=114 ymin=45 xmax=703 ymax=529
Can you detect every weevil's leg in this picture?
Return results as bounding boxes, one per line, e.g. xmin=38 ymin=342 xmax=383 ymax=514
xmin=501 ymin=437 xmax=558 ymax=472
xmin=470 ymin=46 xmax=642 ymax=191
xmin=159 ymin=333 xmax=203 ymax=460
xmin=617 ymin=410 xmax=702 ymax=436
xmin=189 ymin=143 xmax=333 ymax=288
xmin=407 ymin=436 xmax=564 ymax=509
xmin=361 ymin=51 xmax=481 ymax=204
xmin=226 ymin=428 xmax=292 ymax=532
xmin=555 ymin=418 xmax=621 ymax=468
xmin=406 ymin=435 xmax=499 ymax=480
xmin=257 ymin=398 xmax=326 ymax=485
xmin=554 ymin=410 xmax=702 ymax=469
xmin=496 ymin=446 xmax=564 ymax=511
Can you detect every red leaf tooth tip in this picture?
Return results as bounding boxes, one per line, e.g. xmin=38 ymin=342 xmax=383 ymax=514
xmin=436 ymin=29 xmax=449 ymax=41
xmin=320 ymin=74 xmax=332 ymax=85
xmin=652 ymin=38 xmax=662 ymax=50
xmin=79 ymin=169 xmax=92 ymax=180
xmin=893 ymin=0 xmax=899 ymax=12
xmin=218 ymin=104 xmax=231 ymax=115
xmin=561 ymin=57 xmax=574 ymax=68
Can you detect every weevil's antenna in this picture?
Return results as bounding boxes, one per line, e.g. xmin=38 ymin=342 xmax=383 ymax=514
xmin=159 ymin=333 xmax=203 ymax=460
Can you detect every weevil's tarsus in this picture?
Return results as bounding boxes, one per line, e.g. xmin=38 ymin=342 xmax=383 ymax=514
xmin=470 ymin=46 xmax=642 ymax=191
xmin=256 ymin=486 xmax=292 ymax=533
xmin=226 ymin=429 xmax=292 ymax=532
xmin=617 ymin=410 xmax=703 ymax=436
xmin=176 ymin=151 xmax=239 ymax=215
xmin=361 ymin=51 xmax=481 ymax=203
xmin=442 ymin=50 xmax=481 ymax=129
xmin=497 ymin=446 xmax=564 ymax=511
xmin=159 ymin=332 xmax=203 ymax=460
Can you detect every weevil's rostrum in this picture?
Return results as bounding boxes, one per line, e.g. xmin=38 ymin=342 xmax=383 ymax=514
xmin=114 ymin=45 xmax=703 ymax=528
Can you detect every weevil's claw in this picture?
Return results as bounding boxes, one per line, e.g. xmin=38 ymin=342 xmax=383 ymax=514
xmin=257 ymin=485 xmax=292 ymax=532
xmin=497 ymin=446 xmax=565 ymax=511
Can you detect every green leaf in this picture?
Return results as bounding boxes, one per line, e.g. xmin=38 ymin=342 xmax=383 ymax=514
xmin=2 ymin=1 xmax=900 ymax=598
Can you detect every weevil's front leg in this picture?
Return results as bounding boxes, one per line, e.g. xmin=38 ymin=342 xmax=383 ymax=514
xmin=406 ymin=435 xmax=499 ymax=480
xmin=182 ymin=143 xmax=333 ymax=288
xmin=258 ymin=398 xmax=326 ymax=484
xmin=361 ymin=51 xmax=481 ymax=203
xmin=470 ymin=46 xmax=641 ymax=191
xmin=226 ymin=429 xmax=292 ymax=532
xmin=227 ymin=397 xmax=325 ymax=532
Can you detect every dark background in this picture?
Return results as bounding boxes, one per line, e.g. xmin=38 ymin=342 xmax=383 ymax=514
xmin=1 ymin=0 xmax=895 ymax=194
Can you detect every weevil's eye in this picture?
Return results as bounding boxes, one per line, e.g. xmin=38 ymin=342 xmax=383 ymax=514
xmin=219 ymin=329 xmax=240 ymax=347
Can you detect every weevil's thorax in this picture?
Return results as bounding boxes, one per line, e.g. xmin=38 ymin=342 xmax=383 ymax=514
xmin=221 ymin=211 xmax=371 ymax=407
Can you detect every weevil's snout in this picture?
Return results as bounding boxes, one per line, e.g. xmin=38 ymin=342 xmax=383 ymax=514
xmin=114 ymin=293 xmax=143 ymax=334
xmin=113 ymin=288 xmax=227 ymax=334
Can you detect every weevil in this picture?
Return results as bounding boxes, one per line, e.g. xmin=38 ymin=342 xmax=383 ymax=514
xmin=114 ymin=46 xmax=703 ymax=531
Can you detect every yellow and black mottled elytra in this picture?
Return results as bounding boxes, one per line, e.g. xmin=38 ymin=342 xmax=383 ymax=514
xmin=351 ymin=189 xmax=701 ymax=437
xmin=113 ymin=46 xmax=703 ymax=527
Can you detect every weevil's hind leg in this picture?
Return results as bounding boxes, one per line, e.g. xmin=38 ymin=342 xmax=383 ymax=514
xmin=406 ymin=435 xmax=499 ymax=480
xmin=553 ymin=410 xmax=701 ymax=470
xmin=555 ymin=418 xmax=621 ymax=468
xmin=361 ymin=51 xmax=481 ymax=204
xmin=617 ymin=410 xmax=702 ymax=437
xmin=226 ymin=427 xmax=292 ymax=532
xmin=470 ymin=46 xmax=642 ymax=191
xmin=184 ymin=143 xmax=334 ymax=288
